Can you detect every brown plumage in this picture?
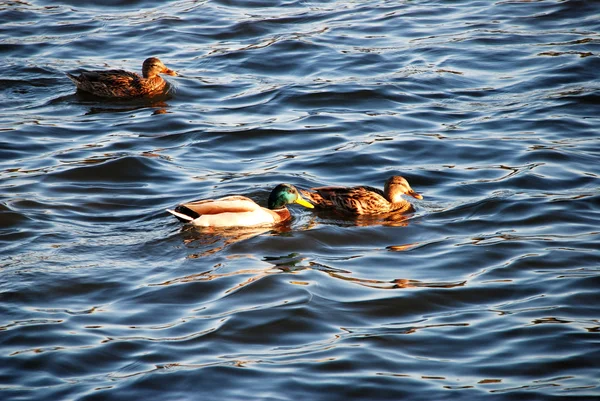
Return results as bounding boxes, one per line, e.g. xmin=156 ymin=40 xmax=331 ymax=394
xmin=66 ymin=57 xmax=177 ymax=98
xmin=300 ymin=175 xmax=423 ymax=215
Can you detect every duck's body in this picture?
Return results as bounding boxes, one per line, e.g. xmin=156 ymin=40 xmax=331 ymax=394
xmin=167 ymin=184 xmax=313 ymax=227
xmin=300 ymin=176 xmax=422 ymax=215
xmin=66 ymin=57 xmax=176 ymax=98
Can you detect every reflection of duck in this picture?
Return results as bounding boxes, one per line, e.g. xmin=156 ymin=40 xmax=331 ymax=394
xmin=167 ymin=184 xmax=314 ymax=227
xmin=301 ymin=175 xmax=422 ymax=215
xmin=66 ymin=57 xmax=177 ymax=98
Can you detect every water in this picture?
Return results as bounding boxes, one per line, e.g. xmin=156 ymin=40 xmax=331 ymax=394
xmin=1 ymin=0 xmax=600 ymax=400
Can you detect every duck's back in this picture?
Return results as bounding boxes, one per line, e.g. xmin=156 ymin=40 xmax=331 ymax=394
xmin=302 ymin=185 xmax=389 ymax=214
xmin=175 ymin=196 xmax=279 ymax=227
xmin=66 ymin=70 xmax=150 ymax=98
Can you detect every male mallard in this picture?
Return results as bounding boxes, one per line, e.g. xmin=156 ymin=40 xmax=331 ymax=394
xmin=66 ymin=57 xmax=177 ymax=98
xmin=167 ymin=184 xmax=314 ymax=227
xmin=300 ymin=175 xmax=422 ymax=215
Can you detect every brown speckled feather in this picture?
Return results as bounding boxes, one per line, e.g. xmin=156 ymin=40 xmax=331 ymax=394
xmin=302 ymin=186 xmax=410 ymax=215
xmin=66 ymin=57 xmax=176 ymax=99
xmin=66 ymin=70 xmax=167 ymax=98
xmin=300 ymin=176 xmax=422 ymax=216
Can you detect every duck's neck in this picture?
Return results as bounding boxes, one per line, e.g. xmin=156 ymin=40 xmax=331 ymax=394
xmin=144 ymin=74 xmax=162 ymax=82
xmin=390 ymin=200 xmax=413 ymax=213
xmin=142 ymin=75 xmax=166 ymax=92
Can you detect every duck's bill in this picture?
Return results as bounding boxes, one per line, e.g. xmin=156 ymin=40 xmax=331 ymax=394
xmin=163 ymin=68 xmax=178 ymax=76
xmin=295 ymin=196 xmax=314 ymax=209
xmin=409 ymin=190 xmax=423 ymax=200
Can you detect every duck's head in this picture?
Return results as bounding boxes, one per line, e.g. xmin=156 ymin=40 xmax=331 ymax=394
xmin=268 ymin=184 xmax=314 ymax=210
xmin=142 ymin=57 xmax=177 ymax=78
xmin=384 ymin=176 xmax=423 ymax=203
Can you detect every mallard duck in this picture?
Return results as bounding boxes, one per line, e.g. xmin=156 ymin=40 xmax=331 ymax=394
xmin=300 ymin=175 xmax=423 ymax=215
xmin=167 ymin=184 xmax=314 ymax=227
xmin=66 ymin=57 xmax=177 ymax=98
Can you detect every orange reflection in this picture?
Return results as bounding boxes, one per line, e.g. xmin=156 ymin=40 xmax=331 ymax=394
xmin=310 ymin=260 xmax=466 ymax=290
xmin=180 ymin=222 xmax=293 ymax=258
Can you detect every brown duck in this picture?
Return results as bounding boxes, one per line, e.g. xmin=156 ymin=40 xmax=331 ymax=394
xmin=66 ymin=57 xmax=177 ymax=98
xmin=300 ymin=175 xmax=423 ymax=215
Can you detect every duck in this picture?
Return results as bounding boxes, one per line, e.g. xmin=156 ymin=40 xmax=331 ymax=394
xmin=167 ymin=184 xmax=314 ymax=227
xmin=66 ymin=57 xmax=177 ymax=98
xmin=300 ymin=175 xmax=423 ymax=215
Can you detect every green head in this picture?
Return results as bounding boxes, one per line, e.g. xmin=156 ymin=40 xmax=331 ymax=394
xmin=268 ymin=184 xmax=314 ymax=210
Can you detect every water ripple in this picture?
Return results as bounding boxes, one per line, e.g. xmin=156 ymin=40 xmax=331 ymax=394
xmin=1 ymin=0 xmax=600 ymax=400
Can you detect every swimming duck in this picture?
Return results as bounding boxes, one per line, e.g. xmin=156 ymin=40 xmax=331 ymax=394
xmin=167 ymin=184 xmax=314 ymax=227
xmin=66 ymin=57 xmax=177 ymax=98
xmin=300 ymin=175 xmax=422 ymax=215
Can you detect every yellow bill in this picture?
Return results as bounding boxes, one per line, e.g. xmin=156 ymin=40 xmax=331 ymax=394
xmin=295 ymin=196 xmax=314 ymax=209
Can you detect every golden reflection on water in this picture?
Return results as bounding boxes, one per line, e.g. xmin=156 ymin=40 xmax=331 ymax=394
xmin=158 ymin=235 xmax=468 ymax=292
xmin=324 ymin=268 xmax=467 ymax=290
xmin=180 ymin=223 xmax=291 ymax=258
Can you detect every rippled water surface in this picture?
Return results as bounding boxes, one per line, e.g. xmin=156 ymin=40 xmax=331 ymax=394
xmin=2 ymin=0 xmax=600 ymax=400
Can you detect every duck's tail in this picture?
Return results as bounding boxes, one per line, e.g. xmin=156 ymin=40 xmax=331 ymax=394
xmin=65 ymin=72 xmax=80 ymax=85
xmin=166 ymin=208 xmax=194 ymax=223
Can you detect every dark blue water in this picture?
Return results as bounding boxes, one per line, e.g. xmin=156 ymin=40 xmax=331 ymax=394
xmin=1 ymin=1 xmax=600 ymax=400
